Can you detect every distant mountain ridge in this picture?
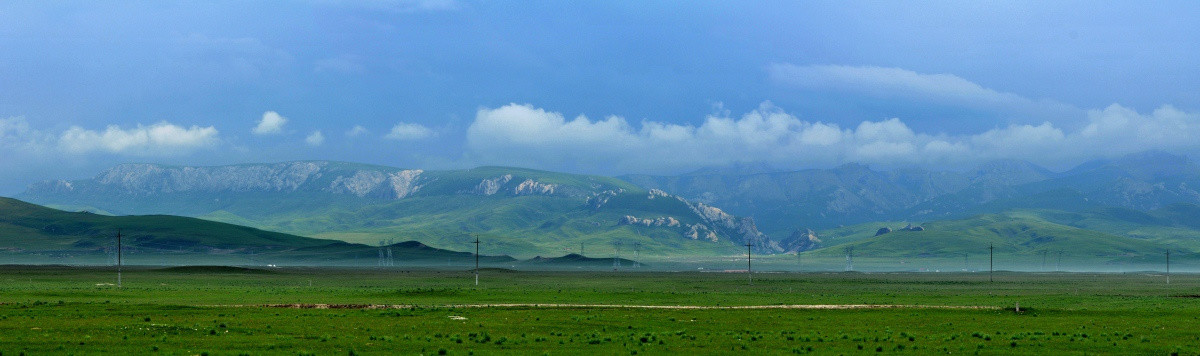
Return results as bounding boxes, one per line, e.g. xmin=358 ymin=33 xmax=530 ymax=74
xmin=621 ymin=151 xmax=1200 ymax=241
xmin=19 ymin=162 xmax=776 ymax=256
xmin=19 ymin=150 xmax=1200 ymax=257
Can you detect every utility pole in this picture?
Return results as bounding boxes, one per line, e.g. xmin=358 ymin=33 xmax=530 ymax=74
xmin=117 ymin=229 xmax=122 ymax=288
xmin=963 ymin=252 xmax=969 ymax=272
xmin=1166 ymin=250 xmax=1171 ymax=285
xmin=745 ymin=243 xmax=754 ymax=285
xmin=473 ymin=236 xmax=480 ymax=286
xmin=988 ymin=244 xmax=994 ymax=283
xmin=580 ymin=242 xmax=585 ymax=257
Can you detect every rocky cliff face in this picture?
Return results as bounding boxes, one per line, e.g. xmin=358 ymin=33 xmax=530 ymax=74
xmin=611 ymin=188 xmax=779 ymax=253
xmin=781 ymin=229 xmax=821 ymax=253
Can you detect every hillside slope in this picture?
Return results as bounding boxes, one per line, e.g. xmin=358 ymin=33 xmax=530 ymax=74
xmin=18 ymin=162 xmax=775 ymax=257
xmin=0 ymin=197 xmax=513 ymax=266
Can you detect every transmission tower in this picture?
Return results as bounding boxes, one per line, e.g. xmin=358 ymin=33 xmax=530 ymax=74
xmin=378 ymin=241 xmax=387 ymax=267
xmin=1056 ymin=250 xmax=1063 ymax=271
xmin=386 ymin=239 xmax=395 ymax=267
xmin=1040 ymin=250 xmax=1048 ymax=272
xmin=613 ymin=241 xmax=622 ymax=270
xmin=844 ymin=246 xmax=854 ymax=272
xmin=634 ymin=243 xmax=641 ymax=268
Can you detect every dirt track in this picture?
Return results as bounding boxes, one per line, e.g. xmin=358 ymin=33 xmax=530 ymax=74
xmin=230 ymin=303 xmax=997 ymax=310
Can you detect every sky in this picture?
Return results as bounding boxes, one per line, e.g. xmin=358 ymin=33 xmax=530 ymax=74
xmin=3 ymin=1 xmax=1200 ymax=194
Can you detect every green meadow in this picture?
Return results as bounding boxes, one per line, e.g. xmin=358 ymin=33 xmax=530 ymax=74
xmin=2 ymin=266 xmax=1198 ymax=355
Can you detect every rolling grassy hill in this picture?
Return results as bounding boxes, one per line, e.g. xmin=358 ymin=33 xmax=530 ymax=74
xmin=798 ymin=205 xmax=1200 ymax=270
xmin=0 ymin=197 xmax=515 ymax=266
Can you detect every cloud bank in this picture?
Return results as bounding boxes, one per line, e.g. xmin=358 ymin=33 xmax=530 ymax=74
xmin=465 ymin=102 xmax=1200 ymax=174
xmin=58 ymin=122 xmax=219 ymax=155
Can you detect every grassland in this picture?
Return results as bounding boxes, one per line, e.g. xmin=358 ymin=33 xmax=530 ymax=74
xmin=2 ymin=266 xmax=1199 ymax=354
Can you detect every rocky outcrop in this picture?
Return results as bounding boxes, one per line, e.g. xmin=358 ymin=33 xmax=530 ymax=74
xmin=781 ymin=228 xmax=821 ymax=253
xmin=329 ymin=169 xmax=424 ymax=199
xmin=474 ymin=175 xmax=512 ymax=196
xmin=386 ymin=170 xmax=424 ymax=199
xmin=875 ymin=227 xmax=892 ymax=236
xmin=585 ymin=189 xmax=623 ymax=209
xmin=618 ymin=215 xmax=681 ymax=227
xmin=684 ymin=223 xmax=720 ymax=242
xmin=514 ymin=179 xmax=556 ymax=195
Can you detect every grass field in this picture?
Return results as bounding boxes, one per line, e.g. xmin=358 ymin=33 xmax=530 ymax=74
xmin=2 ymin=266 xmax=1198 ymax=354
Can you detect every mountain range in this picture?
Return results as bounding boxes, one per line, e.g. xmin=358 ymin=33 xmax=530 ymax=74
xmin=13 ymin=150 xmax=1200 ymax=261
xmin=17 ymin=163 xmax=773 ymax=257
xmin=622 ymin=151 xmax=1200 ymax=240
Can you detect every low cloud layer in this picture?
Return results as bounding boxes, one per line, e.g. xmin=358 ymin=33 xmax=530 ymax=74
xmin=386 ymin=122 xmax=434 ymax=140
xmin=465 ymin=102 xmax=1200 ymax=174
xmin=58 ymin=122 xmax=220 ymax=155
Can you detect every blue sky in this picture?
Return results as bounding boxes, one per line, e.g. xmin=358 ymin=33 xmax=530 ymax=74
xmin=2 ymin=1 xmax=1200 ymax=193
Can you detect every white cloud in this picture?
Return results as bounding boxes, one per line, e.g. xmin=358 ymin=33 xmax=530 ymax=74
xmin=465 ymin=102 xmax=1200 ymax=174
xmin=305 ymin=130 xmax=325 ymax=146
xmin=253 ymin=111 xmax=288 ymax=135
xmin=769 ymin=64 xmax=1021 ymax=105
xmin=767 ymin=64 xmax=1080 ymax=124
xmin=0 ymin=116 xmax=33 ymax=144
xmin=346 ymin=125 xmax=369 ymax=137
xmin=58 ymin=122 xmax=219 ymax=155
xmin=386 ymin=122 xmax=434 ymax=140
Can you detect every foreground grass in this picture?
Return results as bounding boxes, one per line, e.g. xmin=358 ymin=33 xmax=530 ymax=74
xmin=1 ymin=266 xmax=1198 ymax=354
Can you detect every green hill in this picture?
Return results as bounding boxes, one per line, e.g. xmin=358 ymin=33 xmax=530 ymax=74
xmin=798 ymin=207 xmax=1199 ymax=271
xmin=0 ymin=197 xmax=514 ymax=266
